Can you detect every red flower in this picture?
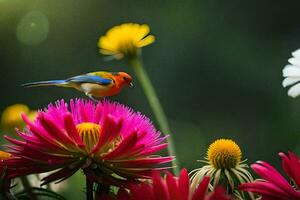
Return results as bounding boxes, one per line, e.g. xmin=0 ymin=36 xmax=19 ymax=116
xmin=239 ymin=152 xmax=300 ymax=200
xmin=115 ymin=169 xmax=230 ymax=200
xmin=0 ymin=151 xmax=12 ymax=198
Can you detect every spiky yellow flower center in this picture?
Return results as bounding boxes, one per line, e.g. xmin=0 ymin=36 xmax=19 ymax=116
xmin=207 ymin=139 xmax=241 ymax=169
xmin=76 ymin=122 xmax=101 ymax=152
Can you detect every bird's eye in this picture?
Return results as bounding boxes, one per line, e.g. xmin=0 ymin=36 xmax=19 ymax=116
xmin=123 ymin=77 xmax=128 ymax=80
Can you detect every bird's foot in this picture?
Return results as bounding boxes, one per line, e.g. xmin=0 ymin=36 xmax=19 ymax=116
xmin=86 ymin=94 xmax=99 ymax=102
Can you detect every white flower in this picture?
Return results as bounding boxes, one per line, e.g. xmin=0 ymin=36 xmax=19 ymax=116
xmin=282 ymin=48 xmax=300 ymax=97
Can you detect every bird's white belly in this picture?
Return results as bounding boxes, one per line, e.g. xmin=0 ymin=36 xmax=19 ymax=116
xmin=80 ymin=83 xmax=110 ymax=97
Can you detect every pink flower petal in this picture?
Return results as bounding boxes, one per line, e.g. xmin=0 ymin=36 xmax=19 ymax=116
xmin=177 ymin=169 xmax=190 ymax=200
xmin=39 ymin=113 xmax=76 ymax=147
xmin=252 ymin=162 xmax=297 ymax=196
xmin=92 ymin=115 xmax=122 ymax=154
xmin=102 ymin=131 xmax=138 ymax=160
xmin=279 ymin=152 xmax=300 ymax=188
xmin=152 ymin=171 xmax=169 ymax=200
xmin=64 ymin=113 xmax=85 ymax=148
xmin=192 ymin=176 xmax=210 ymax=200
xmin=166 ymin=171 xmax=179 ymax=200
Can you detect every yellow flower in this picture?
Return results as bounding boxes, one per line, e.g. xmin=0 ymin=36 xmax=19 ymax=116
xmin=0 ymin=151 xmax=11 ymax=160
xmin=1 ymin=104 xmax=37 ymax=133
xmin=98 ymin=23 xmax=155 ymax=59
xmin=190 ymin=138 xmax=254 ymax=200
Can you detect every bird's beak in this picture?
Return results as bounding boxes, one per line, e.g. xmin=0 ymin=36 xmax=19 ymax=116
xmin=129 ymin=82 xmax=133 ymax=87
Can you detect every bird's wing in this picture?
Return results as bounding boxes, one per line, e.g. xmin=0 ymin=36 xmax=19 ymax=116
xmin=67 ymin=75 xmax=112 ymax=85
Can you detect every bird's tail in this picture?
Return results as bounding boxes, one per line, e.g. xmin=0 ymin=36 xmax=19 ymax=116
xmin=22 ymin=80 xmax=68 ymax=87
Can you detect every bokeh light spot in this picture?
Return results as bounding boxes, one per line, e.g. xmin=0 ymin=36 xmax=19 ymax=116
xmin=16 ymin=11 xmax=49 ymax=46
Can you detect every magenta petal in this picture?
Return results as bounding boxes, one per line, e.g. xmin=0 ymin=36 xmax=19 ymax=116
xmin=138 ymin=143 xmax=169 ymax=157
xmin=118 ymin=143 xmax=146 ymax=158
xmin=15 ymin=130 xmax=71 ymax=155
xmin=252 ymin=162 xmax=298 ymax=196
xmin=152 ymin=171 xmax=169 ymax=200
xmin=192 ymin=176 xmax=210 ymax=200
xmin=239 ymin=182 xmax=294 ymax=199
xmin=64 ymin=113 xmax=85 ymax=148
xmin=4 ymin=135 xmax=26 ymax=146
xmin=79 ymin=103 xmax=89 ymax=122
xmin=22 ymin=114 xmax=61 ymax=148
xmin=7 ymin=144 xmax=74 ymax=164
xmin=93 ymin=101 xmax=103 ymax=123
xmin=39 ymin=113 xmax=76 ymax=146
xmin=177 ymin=169 xmax=189 ymax=200
xmin=207 ymin=186 xmax=230 ymax=200
xmin=279 ymin=152 xmax=300 ymax=188
xmin=127 ymin=183 xmax=154 ymax=200
xmin=92 ymin=115 xmax=122 ymax=154
xmin=102 ymin=131 xmax=138 ymax=160
xmin=166 ymin=171 xmax=179 ymax=200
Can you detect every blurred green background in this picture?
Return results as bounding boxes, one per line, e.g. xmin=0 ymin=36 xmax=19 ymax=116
xmin=1 ymin=0 xmax=300 ymax=198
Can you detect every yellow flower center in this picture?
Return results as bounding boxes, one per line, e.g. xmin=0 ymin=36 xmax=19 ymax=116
xmin=207 ymin=139 xmax=241 ymax=169
xmin=76 ymin=122 xmax=101 ymax=152
xmin=0 ymin=151 xmax=11 ymax=160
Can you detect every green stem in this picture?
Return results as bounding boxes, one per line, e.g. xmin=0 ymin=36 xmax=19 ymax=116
xmin=1 ymin=180 xmax=16 ymax=200
xmin=95 ymin=183 xmax=110 ymax=199
xmin=86 ymin=177 xmax=93 ymax=200
xmin=128 ymin=56 xmax=179 ymax=174
xmin=1 ymin=193 xmax=16 ymax=200
xmin=20 ymin=176 xmax=37 ymax=200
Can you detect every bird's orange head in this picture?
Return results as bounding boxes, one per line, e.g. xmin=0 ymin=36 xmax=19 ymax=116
xmin=114 ymin=72 xmax=133 ymax=87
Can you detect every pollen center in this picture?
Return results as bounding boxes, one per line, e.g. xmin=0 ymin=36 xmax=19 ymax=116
xmin=76 ymin=122 xmax=101 ymax=152
xmin=207 ymin=139 xmax=241 ymax=169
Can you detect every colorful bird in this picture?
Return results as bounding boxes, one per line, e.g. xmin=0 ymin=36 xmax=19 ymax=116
xmin=22 ymin=71 xmax=133 ymax=100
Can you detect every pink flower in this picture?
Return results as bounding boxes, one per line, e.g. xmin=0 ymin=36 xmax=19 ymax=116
xmin=2 ymin=99 xmax=173 ymax=185
xmin=239 ymin=152 xmax=300 ymax=200
xmin=114 ymin=169 xmax=230 ymax=200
